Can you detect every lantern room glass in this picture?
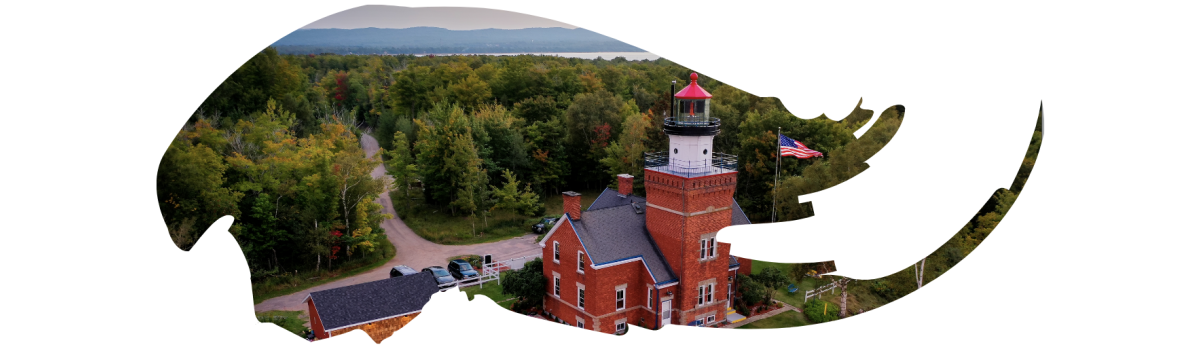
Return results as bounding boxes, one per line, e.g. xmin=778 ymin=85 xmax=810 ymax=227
xmin=675 ymin=99 xmax=710 ymax=125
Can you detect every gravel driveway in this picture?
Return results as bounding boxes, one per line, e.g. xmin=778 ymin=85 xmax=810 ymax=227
xmin=253 ymin=133 xmax=542 ymax=313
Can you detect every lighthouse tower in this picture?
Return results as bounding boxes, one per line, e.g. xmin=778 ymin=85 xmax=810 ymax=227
xmin=643 ymin=72 xmax=739 ymax=325
xmin=665 ymin=72 xmax=719 ymax=169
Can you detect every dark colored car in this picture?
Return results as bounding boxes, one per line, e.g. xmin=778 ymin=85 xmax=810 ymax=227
xmin=448 ymin=259 xmax=480 ymax=282
xmin=532 ymin=216 xmax=558 ymax=234
xmin=389 ymin=265 xmax=419 ymax=278
xmin=422 ymin=266 xmax=458 ymax=291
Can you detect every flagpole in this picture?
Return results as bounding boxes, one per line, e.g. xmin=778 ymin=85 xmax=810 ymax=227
xmin=772 ymin=127 xmax=780 ymax=222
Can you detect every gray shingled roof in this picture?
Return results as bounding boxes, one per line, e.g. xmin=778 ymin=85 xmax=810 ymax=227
xmin=586 ymin=187 xmax=647 ymax=211
xmin=573 ymin=189 xmax=752 ymax=284
xmin=573 ymin=203 xmax=677 ymax=284
xmin=731 ymin=199 xmax=751 ymax=225
xmin=309 ymin=272 xmax=440 ymax=331
xmin=591 ymin=187 xmax=750 ymax=225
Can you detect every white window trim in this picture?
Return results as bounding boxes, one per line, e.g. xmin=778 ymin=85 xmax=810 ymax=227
xmin=697 ymin=280 xmax=717 ymax=306
xmin=647 ymin=286 xmax=653 ymax=308
xmin=706 ymin=315 xmax=716 ymax=324
xmin=577 ymin=251 xmax=586 ymax=274
xmin=699 ymin=236 xmax=718 ymax=261
xmin=576 ymin=316 xmax=585 ymax=328
xmin=615 ymin=318 xmax=627 ymax=333
xmin=615 ymin=286 xmax=626 ymax=311
xmin=700 ymin=237 xmax=710 ymax=260
xmin=553 ymin=241 xmax=560 ymax=264
xmin=553 ymin=273 xmax=561 ymax=298
xmin=577 ymin=283 xmax=586 ymax=309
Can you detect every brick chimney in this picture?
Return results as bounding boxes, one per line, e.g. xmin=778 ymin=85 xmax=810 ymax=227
xmin=562 ymin=191 xmax=581 ymax=220
xmin=617 ymin=174 xmax=634 ymax=197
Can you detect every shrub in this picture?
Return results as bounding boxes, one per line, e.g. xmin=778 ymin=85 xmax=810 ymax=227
xmin=736 ymin=274 xmax=767 ymax=308
xmin=802 ymin=298 xmax=840 ymax=324
xmin=870 ymin=280 xmax=903 ymax=301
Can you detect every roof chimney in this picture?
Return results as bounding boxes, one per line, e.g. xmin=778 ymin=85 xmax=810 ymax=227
xmin=562 ymin=191 xmax=581 ymax=220
xmin=617 ymin=174 xmax=634 ymax=197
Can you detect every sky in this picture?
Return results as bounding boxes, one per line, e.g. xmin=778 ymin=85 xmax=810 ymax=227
xmin=300 ymin=5 xmax=578 ymax=30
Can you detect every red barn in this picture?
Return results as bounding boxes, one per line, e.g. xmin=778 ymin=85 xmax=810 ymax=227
xmin=540 ymin=73 xmax=751 ymax=334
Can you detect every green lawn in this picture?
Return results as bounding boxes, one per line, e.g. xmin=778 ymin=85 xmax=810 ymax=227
xmin=256 ymin=310 xmax=310 ymax=337
xmin=252 ymin=241 xmax=396 ymax=304
xmin=745 ymin=259 xmax=848 ymax=309
xmin=750 ymin=260 xmax=794 ymax=274
xmin=738 ymin=310 xmax=810 ymax=329
xmin=462 ymin=281 xmax=519 ymax=310
xmin=393 ymin=189 xmax=604 ymax=245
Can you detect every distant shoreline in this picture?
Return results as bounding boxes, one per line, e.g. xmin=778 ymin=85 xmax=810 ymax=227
xmin=424 ymin=52 xmax=659 ymax=60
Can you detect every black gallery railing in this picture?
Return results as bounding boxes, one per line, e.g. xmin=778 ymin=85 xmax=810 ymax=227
xmin=643 ymin=152 xmax=738 ymax=178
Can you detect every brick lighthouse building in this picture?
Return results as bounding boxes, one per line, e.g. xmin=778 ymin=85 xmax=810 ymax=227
xmin=539 ymin=73 xmax=751 ymax=334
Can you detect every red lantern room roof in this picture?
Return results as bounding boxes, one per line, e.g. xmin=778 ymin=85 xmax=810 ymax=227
xmin=674 ymin=72 xmax=712 ymax=99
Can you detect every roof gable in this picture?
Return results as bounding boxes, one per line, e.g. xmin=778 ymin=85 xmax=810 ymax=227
xmin=309 ymin=273 xmax=440 ymax=331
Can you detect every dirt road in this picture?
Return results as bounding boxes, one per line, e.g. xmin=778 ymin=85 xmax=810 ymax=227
xmin=253 ymin=133 xmax=542 ymax=313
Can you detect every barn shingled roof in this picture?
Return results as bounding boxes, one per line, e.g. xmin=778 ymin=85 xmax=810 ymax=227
xmin=307 ymin=272 xmax=440 ymax=331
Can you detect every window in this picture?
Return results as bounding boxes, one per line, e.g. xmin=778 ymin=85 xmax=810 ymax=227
xmin=706 ymin=315 xmax=716 ymax=324
xmin=616 ymin=289 xmax=625 ymax=310
xmin=697 ymin=285 xmax=706 ymax=306
xmin=554 ymin=275 xmax=561 ymax=297
xmin=616 ymin=320 xmax=627 ymax=333
xmin=553 ymin=242 xmax=560 ymax=263
xmin=696 ymin=316 xmax=706 ymax=326
xmin=700 ymin=237 xmax=718 ymax=260
xmin=647 ymin=286 xmax=653 ymax=308
xmin=700 ymin=237 xmax=710 ymax=260
xmin=578 ymin=251 xmax=585 ymax=273
xmin=578 ymin=287 xmax=586 ymax=308
xmin=577 ymin=320 xmax=584 ymax=328
xmin=705 ymin=284 xmax=713 ymax=304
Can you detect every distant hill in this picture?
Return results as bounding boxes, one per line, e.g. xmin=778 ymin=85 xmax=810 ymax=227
xmin=271 ymin=27 xmax=644 ymax=55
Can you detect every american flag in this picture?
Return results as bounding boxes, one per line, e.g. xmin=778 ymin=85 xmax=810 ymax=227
xmin=780 ymin=134 xmax=823 ymax=159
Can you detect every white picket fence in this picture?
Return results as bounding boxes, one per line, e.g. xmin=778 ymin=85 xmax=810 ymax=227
xmin=472 ymin=254 xmax=540 ymax=288
xmin=804 ymin=281 xmax=840 ymax=302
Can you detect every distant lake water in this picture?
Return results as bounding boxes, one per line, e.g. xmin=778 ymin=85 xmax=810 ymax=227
xmin=430 ymin=52 xmax=660 ymax=61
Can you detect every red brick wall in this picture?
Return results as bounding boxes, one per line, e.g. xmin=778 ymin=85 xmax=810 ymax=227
xmin=643 ymin=170 xmax=739 ymax=327
xmin=618 ymin=174 xmax=633 ymax=196
xmin=542 ymin=217 xmax=666 ymax=333
xmin=543 ymin=221 xmax=589 ymax=303
xmin=645 ymin=206 xmax=683 ymax=274
xmin=736 ymin=256 xmax=753 ymax=276
xmin=563 ymin=192 xmax=581 ymax=220
xmin=680 ymin=173 xmax=737 ymax=213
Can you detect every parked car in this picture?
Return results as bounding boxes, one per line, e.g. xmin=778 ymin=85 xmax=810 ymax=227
xmin=422 ymin=266 xmax=458 ymax=291
xmin=390 ymin=265 xmax=419 ymax=278
xmin=447 ymin=259 xmax=480 ymax=282
xmin=532 ymin=216 xmax=558 ymax=234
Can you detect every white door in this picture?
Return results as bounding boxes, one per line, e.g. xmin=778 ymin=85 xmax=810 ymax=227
xmin=727 ymin=283 xmax=732 ymax=309
xmin=661 ymin=299 xmax=672 ymax=325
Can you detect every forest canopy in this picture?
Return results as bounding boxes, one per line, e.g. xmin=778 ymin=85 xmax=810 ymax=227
xmin=161 ymin=47 xmax=902 ymax=278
